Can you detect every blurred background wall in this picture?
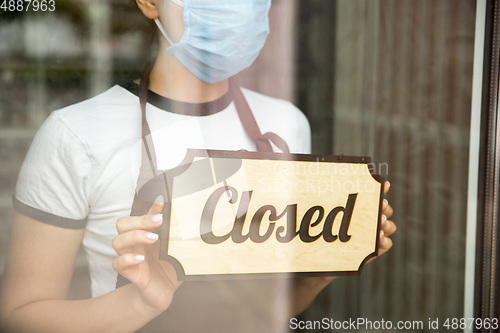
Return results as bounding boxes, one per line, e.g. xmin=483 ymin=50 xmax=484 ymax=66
xmin=0 ymin=0 xmax=477 ymax=330
xmin=296 ymin=0 xmax=475 ymax=327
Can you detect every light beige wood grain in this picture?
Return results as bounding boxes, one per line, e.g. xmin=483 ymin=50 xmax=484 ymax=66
xmin=168 ymin=157 xmax=382 ymax=277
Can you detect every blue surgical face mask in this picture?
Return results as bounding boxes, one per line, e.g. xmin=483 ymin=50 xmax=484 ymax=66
xmin=155 ymin=0 xmax=271 ymax=83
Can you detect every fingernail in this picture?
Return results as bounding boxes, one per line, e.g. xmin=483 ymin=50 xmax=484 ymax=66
xmin=151 ymin=214 xmax=163 ymax=223
xmin=135 ymin=255 xmax=145 ymax=262
xmin=154 ymin=195 xmax=164 ymax=205
xmin=380 ymin=230 xmax=385 ymax=238
xmin=382 ymin=214 xmax=387 ymax=223
xmin=386 ymin=181 xmax=391 ymax=188
xmin=383 ymin=199 xmax=389 ymax=206
xmin=145 ymin=232 xmax=159 ymax=241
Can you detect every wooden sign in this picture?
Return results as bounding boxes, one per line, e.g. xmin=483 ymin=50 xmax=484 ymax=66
xmin=157 ymin=149 xmax=384 ymax=280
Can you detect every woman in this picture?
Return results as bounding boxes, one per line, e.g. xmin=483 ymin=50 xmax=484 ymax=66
xmin=0 ymin=0 xmax=396 ymax=332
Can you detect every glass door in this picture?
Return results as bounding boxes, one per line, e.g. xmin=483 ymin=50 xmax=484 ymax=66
xmin=293 ymin=0 xmax=498 ymax=331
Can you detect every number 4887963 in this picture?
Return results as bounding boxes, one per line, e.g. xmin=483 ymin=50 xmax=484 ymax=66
xmin=0 ymin=0 xmax=56 ymax=12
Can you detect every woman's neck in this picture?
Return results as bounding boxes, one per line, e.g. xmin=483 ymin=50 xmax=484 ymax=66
xmin=147 ymin=47 xmax=229 ymax=103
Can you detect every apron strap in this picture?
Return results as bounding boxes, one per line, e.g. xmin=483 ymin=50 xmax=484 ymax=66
xmin=138 ymin=79 xmax=290 ymax=193
xmin=229 ymin=78 xmax=290 ymax=154
xmin=141 ymin=99 xmax=159 ymax=176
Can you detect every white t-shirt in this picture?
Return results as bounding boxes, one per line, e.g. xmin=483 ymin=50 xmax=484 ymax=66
xmin=14 ymin=83 xmax=311 ymax=297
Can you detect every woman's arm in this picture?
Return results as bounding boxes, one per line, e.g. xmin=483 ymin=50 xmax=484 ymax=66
xmin=0 ymin=208 xmax=177 ymax=333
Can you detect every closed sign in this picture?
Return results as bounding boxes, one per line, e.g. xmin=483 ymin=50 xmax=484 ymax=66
xmin=158 ymin=150 xmax=384 ymax=280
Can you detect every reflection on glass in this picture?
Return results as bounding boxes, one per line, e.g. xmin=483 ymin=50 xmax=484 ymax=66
xmin=0 ymin=0 xmax=477 ymax=330
xmin=297 ymin=0 xmax=475 ymax=328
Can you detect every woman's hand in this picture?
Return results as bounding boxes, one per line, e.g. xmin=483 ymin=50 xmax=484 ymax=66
xmin=292 ymin=181 xmax=396 ymax=315
xmin=378 ymin=181 xmax=396 ymax=256
xmin=316 ymin=181 xmax=396 ymax=285
xmin=112 ymin=196 xmax=182 ymax=316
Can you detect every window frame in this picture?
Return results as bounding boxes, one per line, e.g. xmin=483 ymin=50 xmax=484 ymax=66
xmin=469 ymin=0 xmax=500 ymax=328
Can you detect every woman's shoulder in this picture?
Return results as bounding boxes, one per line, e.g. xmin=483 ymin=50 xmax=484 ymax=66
xmin=241 ymin=87 xmax=302 ymax=112
xmin=32 ymin=85 xmax=142 ymax=161
xmin=53 ymin=85 xmax=138 ymax=121
xmin=46 ymin=85 xmax=140 ymax=140
xmin=241 ymin=88 xmax=309 ymax=128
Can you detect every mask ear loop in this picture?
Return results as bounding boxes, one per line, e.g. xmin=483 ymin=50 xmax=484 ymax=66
xmin=154 ymin=0 xmax=183 ymax=45
xmin=170 ymin=0 xmax=183 ymax=6
xmin=154 ymin=18 xmax=175 ymax=46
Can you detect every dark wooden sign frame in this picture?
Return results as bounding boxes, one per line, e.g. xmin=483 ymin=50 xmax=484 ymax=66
xmin=158 ymin=149 xmax=385 ymax=281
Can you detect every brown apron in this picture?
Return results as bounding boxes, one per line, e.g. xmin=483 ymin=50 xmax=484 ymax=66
xmin=117 ymin=80 xmax=294 ymax=332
